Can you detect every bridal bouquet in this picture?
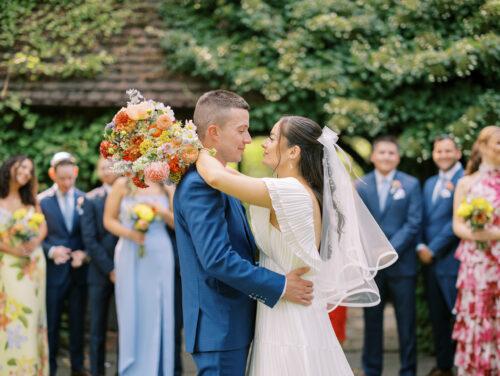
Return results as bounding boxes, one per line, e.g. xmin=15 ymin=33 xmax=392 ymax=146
xmin=457 ymin=196 xmax=494 ymax=249
xmin=0 ymin=208 xmax=45 ymax=248
xmin=100 ymin=89 xmax=203 ymax=188
xmin=131 ymin=203 xmax=157 ymax=258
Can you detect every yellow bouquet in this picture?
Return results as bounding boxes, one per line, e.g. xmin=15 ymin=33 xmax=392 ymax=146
xmin=0 ymin=208 xmax=45 ymax=248
xmin=457 ymin=196 xmax=494 ymax=249
xmin=131 ymin=203 xmax=157 ymax=257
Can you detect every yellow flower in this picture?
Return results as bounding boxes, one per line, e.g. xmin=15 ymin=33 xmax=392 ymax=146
xmin=12 ymin=208 xmax=28 ymax=220
xmin=457 ymin=201 xmax=473 ymax=218
xmin=158 ymin=132 xmax=172 ymax=144
xmin=30 ymin=213 xmax=45 ymax=225
xmin=5 ymin=297 xmax=24 ymax=321
xmin=133 ymin=204 xmax=155 ymax=222
xmin=139 ymin=139 xmax=154 ymax=155
xmin=470 ymin=197 xmax=494 ymax=215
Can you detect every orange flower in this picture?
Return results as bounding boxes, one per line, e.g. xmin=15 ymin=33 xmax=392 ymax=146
xmin=22 ymin=259 xmax=37 ymax=279
xmin=149 ymin=125 xmax=162 ymax=138
xmin=157 ymin=114 xmax=174 ymax=130
xmin=132 ymin=176 xmax=149 ymax=188
xmin=113 ymin=109 xmax=136 ymax=132
xmin=100 ymin=141 xmax=114 ymax=158
xmin=0 ymin=313 xmax=10 ymax=330
xmin=180 ymin=144 xmax=199 ymax=164
xmin=169 ymin=155 xmax=182 ymax=174
xmin=472 ymin=212 xmax=489 ymax=225
xmin=123 ymin=147 xmax=141 ymax=162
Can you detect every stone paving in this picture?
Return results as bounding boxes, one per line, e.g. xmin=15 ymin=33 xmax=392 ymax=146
xmin=59 ymin=304 xmax=436 ymax=375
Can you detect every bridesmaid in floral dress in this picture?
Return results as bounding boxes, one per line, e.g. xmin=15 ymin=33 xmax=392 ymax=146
xmin=0 ymin=156 xmax=49 ymax=376
xmin=452 ymin=126 xmax=500 ymax=376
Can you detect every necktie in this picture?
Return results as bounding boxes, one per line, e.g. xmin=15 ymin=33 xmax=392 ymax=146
xmin=62 ymin=192 xmax=73 ymax=232
xmin=379 ymin=178 xmax=390 ymax=211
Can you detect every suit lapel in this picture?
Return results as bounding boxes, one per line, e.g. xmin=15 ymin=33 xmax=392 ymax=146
xmin=428 ymin=175 xmax=440 ymax=211
xmin=50 ymin=194 xmax=70 ymax=235
xmin=366 ymin=172 xmax=382 ymax=220
xmin=380 ymin=171 xmax=397 ymax=218
xmin=70 ymin=191 xmax=79 ymax=235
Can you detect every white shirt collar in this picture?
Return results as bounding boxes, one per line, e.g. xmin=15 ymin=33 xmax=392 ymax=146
xmin=439 ymin=162 xmax=462 ymax=181
xmin=55 ymin=186 xmax=74 ymax=199
xmin=375 ymin=169 xmax=396 ymax=185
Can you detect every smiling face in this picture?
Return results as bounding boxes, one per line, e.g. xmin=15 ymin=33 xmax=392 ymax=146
xmin=54 ymin=163 xmax=77 ymax=194
xmin=433 ymin=138 xmax=461 ymax=172
xmin=212 ymin=108 xmax=252 ymax=164
xmin=371 ymin=141 xmax=400 ymax=175
xmin=262 ymin=121 xmax=285 ymax=170
xmin=11 ymin=158 xmax=34 ymax=187
xmin=97 ymin=158 xmax=117 ymax=186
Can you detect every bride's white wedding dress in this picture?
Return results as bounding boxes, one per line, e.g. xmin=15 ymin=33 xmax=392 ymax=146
xmin=247 ymin=177 xmax=354 ymax=376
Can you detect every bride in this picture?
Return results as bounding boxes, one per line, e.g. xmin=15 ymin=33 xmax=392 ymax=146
xmin=196 ymin=115 xmax=398 ymax=375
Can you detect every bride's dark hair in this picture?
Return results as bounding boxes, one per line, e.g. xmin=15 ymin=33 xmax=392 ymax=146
xmin=277 ymin=116 xmax=324 ymax=207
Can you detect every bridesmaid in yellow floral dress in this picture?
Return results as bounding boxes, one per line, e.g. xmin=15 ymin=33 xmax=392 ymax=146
xmin=0 ymin=156 xmax=49 ymax=376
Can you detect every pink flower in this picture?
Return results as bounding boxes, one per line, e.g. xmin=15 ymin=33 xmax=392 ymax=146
xmin=126 ymin=102 xmax=153 ymax=121
xmin=144 ymin=162 xmax=170 ymax=183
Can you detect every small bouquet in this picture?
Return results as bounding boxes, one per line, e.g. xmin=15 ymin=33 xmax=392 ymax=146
xmin=457 ymin=197 xmax=494 ymax=249
xmin=131 ymin=203 xmax=157 ymax=257
xmin=0 ymin=208 xmax=45 ymax=251
xmin=100 ymin=89 xmax=205 ymax=188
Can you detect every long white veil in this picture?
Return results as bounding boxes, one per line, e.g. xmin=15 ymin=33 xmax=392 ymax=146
xmin=317 ymin=127 xmax=398 ymax=311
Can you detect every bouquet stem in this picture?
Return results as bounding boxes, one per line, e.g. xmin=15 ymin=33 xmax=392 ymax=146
xmin=138 ymin=244 xmax=146 ymax=258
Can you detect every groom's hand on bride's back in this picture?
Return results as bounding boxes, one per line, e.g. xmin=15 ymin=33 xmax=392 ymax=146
xmin=284 ymin=267 xmax=314 ymax=306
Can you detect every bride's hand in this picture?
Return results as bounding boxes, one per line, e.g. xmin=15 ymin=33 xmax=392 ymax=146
xmin=22 ymin=238 xmax=39 ymax=254
xmin=196 ymin=149 xmax=224 ymax=186
xmin=472 ymin=227 xmax=500 ymax=242
xmin=128 ymin=230 xmax=145 ymax=245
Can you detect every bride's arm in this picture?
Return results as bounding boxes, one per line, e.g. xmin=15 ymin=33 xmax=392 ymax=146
xmin=103 ymin=177 xmax=144 ymax=245
xmin=196 ymin=150 xmax=272 ymax=209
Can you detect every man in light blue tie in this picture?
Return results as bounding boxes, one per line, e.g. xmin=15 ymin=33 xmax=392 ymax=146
xmin=356 ymin=136 xmax=422 ymax=376
xmin=417 ymin=135 xmax=463 ymax=376
xmin=40 ymin=152 xmax=88 ymax=376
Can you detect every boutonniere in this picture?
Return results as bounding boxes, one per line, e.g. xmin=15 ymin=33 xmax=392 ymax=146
xmin=390 ymin=180 xmax=402 ymax=194
xmin=440 ymin=181 xmax=454 ymax=199
xmin=390 ymin=180 xmax=406 ymax=200
xmin=76 ymin=196 xmax=85 ymax=215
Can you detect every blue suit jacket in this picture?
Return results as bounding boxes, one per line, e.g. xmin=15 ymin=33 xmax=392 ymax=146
xmin=421 ymin=167 xmax=463 ymax=277
xmin=81 ymin=186 xmax=118 ymax=285
xmin=174 ymin=167 xmax=285 ymax=353
xmin=357 ymin=170 xmax=422 ymax=277
xmin=40 ymin=189 xmax=87 ymax=287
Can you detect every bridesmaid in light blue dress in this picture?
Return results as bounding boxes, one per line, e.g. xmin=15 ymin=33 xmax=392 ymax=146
xmin=104 ymin=177 xmax=176 ymax=375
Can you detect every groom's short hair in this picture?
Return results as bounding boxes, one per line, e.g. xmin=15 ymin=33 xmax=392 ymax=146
xmin=193 ymin=90 xmax=250 ymax=140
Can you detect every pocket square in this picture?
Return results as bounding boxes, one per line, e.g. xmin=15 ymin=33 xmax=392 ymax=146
xmin=393 ymin=188 xmax=406 ymax=200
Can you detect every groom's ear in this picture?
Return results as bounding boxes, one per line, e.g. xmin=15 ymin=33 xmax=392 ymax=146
xmin=206 ymin=124 xmax=220 ymax=140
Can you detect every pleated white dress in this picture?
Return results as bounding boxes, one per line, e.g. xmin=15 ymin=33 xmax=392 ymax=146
xmin=247 ymin=177 xmax=353 ymax=376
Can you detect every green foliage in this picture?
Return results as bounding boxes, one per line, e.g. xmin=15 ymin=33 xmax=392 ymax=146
xmin=0 ymin=0 xmax=131 ymax=80
xmin=0 ymin=94 xmax=110 ymax=192
xmin=160 ymin=0 xmax=499 ymax=165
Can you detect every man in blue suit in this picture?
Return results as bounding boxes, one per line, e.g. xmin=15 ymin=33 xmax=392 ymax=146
xmin=174 ymin=90 xmax=313 ymax=375
xmin=81 ymin=157 xmax=118 ymax=376
xmin=40 ymin=153 xmax=89 ymax=376
xmin=357 ymin=136 xmax=422 ymax=376
xmin=417 ymin=135 xmax=463 ymax=376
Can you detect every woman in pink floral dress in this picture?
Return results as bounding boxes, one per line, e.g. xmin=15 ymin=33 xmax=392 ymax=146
xmin=0 ymin=156 xmax=49 ymax=376
xmin=452 ymin=126 xmax=500 ymax=376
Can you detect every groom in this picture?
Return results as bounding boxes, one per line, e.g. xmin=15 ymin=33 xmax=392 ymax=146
xmin=174 ymin=90 xmax=313 ymax=375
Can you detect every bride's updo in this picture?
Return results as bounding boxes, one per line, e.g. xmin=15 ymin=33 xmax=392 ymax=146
xmin=278 ymin=116 xmax=324 ymax=207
